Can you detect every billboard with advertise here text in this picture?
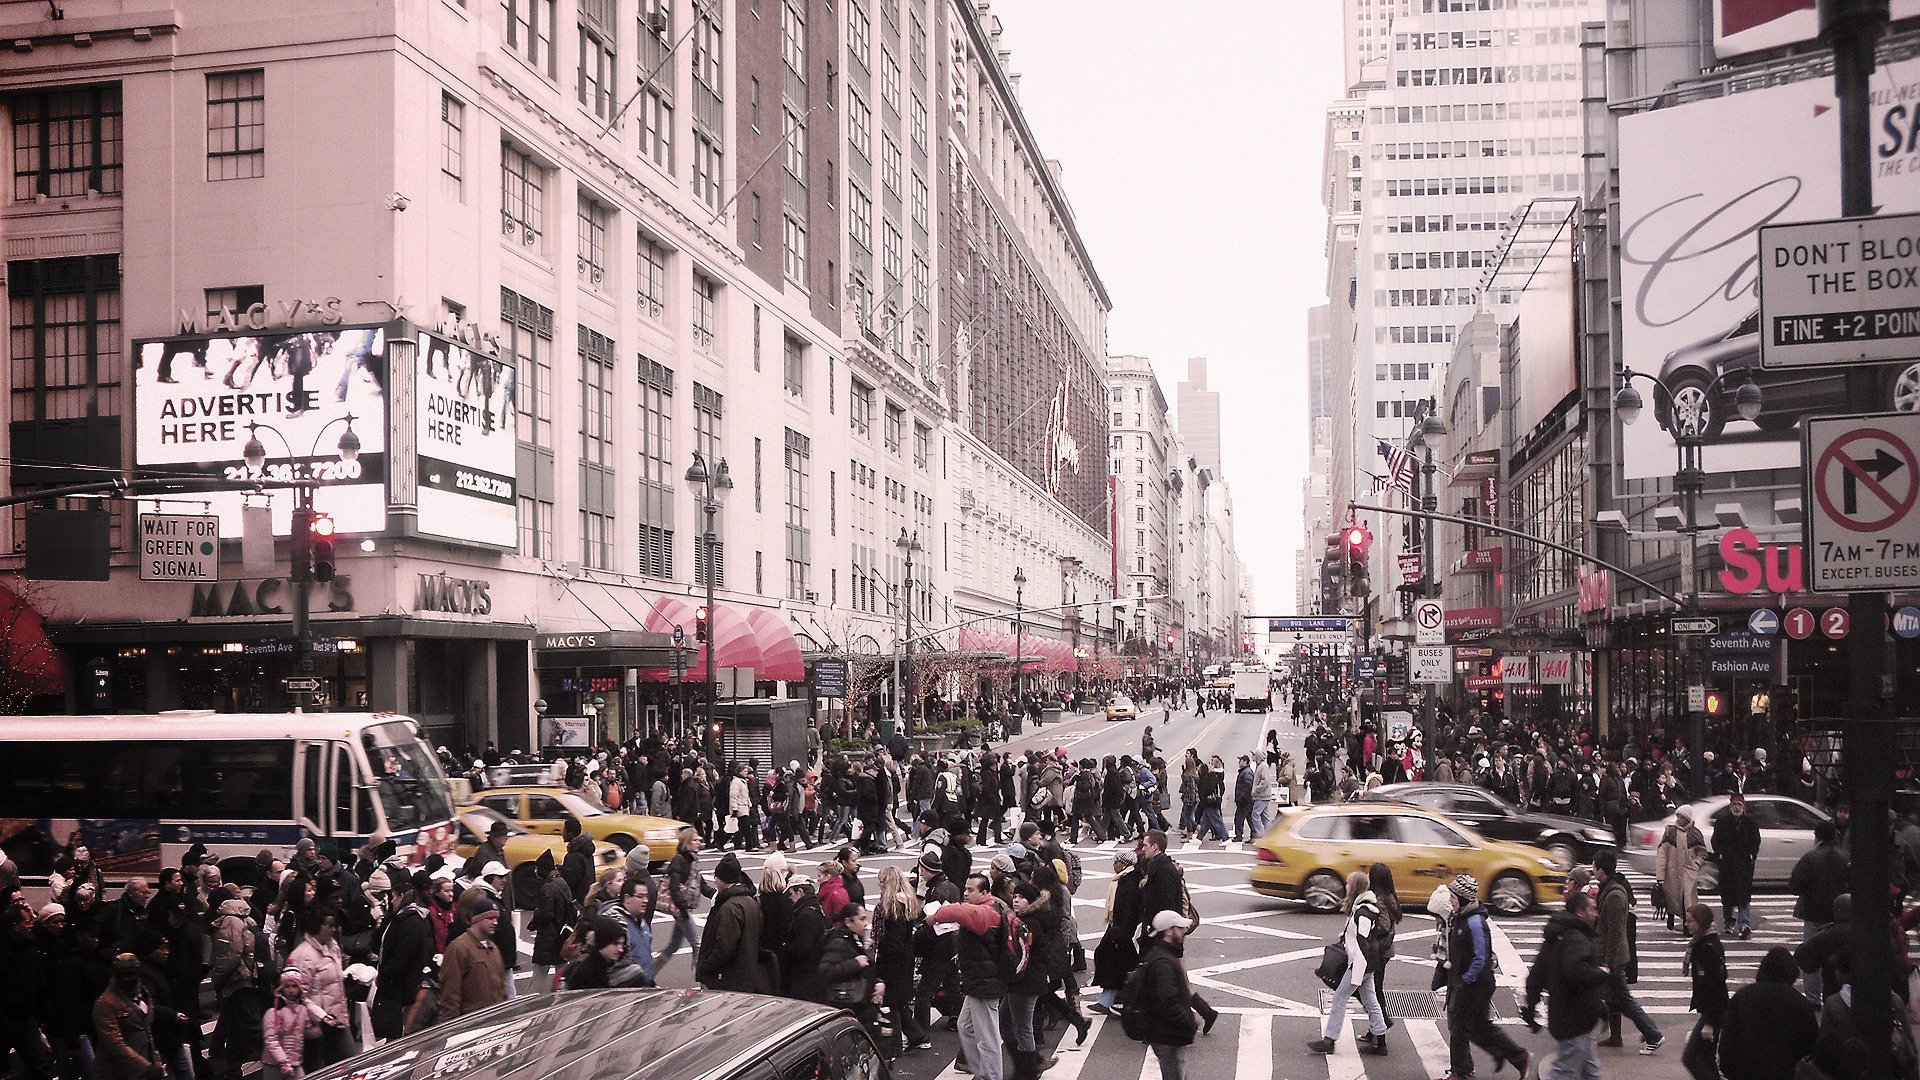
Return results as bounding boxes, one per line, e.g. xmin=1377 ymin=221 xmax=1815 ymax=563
xmin=1616 ymin=56 xmax=1920 ymax=481
xmin=133 ymin=326 xmax=388 ymax=535
xmin=415 ymin=331 xmax=517 ymax=547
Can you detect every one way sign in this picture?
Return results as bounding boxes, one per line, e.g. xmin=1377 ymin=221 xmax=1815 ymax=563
xmin=1804 ymin=412 xmax=1920 ymax=593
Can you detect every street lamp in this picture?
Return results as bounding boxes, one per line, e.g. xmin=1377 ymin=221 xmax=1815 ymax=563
xmin=1414 ymin=406 xmax=1447 ymax=747
xmin=894 ymin=528 xmax=923 ymax=739
xmin=685 ymin=450 xmax=733 ymax=763
xmin=1013 ymin=566 xmax=1027 ymax=710
xmin=241 ymin=415 xmax=361 ymax=710
xmin=1615 ymin=368 xmax=1762 ymax=784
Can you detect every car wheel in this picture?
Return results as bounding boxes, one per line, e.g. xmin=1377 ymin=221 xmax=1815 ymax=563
xmin=1302 ymin=870 xmax=1345 ymax=914
xmin=1891 ymin=361 xmax=1920 ymax=413
xmin=1665 ymin=372 xmax=1726 ymax=441
xmin=1488 ymin=871 xmax=1535 ymax=916
xmin=606 ymin=834 xmax=637 ymax=852
xmin=1544 ymin=840 xmax=1577 ymax=872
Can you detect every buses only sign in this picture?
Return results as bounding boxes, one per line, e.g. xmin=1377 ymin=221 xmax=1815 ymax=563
xmin=1803 ymin=413 xmax=1920 ymax=592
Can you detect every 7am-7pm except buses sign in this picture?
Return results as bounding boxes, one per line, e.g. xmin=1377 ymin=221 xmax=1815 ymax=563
xmin=1803 ymin=412 xmax=1920 ymax=592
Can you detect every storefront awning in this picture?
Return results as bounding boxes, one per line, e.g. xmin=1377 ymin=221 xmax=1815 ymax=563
xmin=956 ymin=626 xmax=1078 ymax=673
xmin=637 ymin=597 xmax=805 ymax=683
xmin=0 ymin=582 xmax=65 ymax=697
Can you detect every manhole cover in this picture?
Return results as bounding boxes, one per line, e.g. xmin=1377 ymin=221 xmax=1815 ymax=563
xmin=1317 ymin=988 xmax=1514 ymax=1019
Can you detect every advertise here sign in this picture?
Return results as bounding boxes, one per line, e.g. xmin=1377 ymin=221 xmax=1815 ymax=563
xmin=133 ymin=326 xmax=389 ymax=534
xmin=416 ymin=331 xmax=518 ymax=547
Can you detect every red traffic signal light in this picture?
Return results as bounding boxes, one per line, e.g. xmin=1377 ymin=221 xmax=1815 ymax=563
xmin=1344 ymin=524 xmax=1370 ymax=554
xmin=309 ymin=513 xmax=337 ymax=582
xmin=695 ymin=605 xmax=710 ymax=642
xmin=311 ymin=514 xmax=336 ymax=538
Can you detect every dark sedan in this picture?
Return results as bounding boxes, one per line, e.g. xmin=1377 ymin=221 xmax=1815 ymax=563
xmin=1362 ymin=782 xmax=1618 ymax=870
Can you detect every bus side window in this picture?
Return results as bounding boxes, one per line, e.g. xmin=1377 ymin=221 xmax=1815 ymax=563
xmin=299 ymin=744 xmax=325 ymax=832
xmin=332 ymin=744 xmax=356 ymax=836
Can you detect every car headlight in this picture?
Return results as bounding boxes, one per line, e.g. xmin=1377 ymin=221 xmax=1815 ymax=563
xmin=644 ymin=829 xmax=677 ymax=842
xmin=1583 ymin=827 xmax=1615 ymax=844
xmin=1538 ymin=856 xmax=1560 ymax=869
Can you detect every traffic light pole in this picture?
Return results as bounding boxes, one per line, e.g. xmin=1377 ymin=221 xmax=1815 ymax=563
xmin=289 ymin=486 xmax=313 ymax=713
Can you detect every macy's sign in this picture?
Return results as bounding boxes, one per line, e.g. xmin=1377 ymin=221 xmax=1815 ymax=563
xmin=1718 ymin=528 xmax=1803 ymax=595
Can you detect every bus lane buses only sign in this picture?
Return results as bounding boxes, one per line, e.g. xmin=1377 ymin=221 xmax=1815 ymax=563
xmin=1803 ymin=413 xmax=1920 ymax=592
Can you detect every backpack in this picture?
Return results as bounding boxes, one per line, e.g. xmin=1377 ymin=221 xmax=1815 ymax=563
xmin=1064 ymin=847 xmax=1084 ymax=894
xmin=992 ymin=911 xmax=1033 ymax=982
xmin=1118 ymin=963 xmax=1156 ymax=1042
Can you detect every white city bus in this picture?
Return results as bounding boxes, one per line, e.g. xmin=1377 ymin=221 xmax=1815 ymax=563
xmin=0 ymin=712 xmax=458 ymax=893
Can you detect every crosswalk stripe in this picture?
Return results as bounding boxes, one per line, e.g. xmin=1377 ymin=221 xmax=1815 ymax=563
xmin=1236 ymin=1011 xmax=1273 ymax=1080
xmin=1046 ymin=1015 xmax=1107 ymax=1080
xmin=1326 ymin=1025 xmax=1367 ymax=1080
xmin=1404 ymin=1018 xmax=1451 ymax=1078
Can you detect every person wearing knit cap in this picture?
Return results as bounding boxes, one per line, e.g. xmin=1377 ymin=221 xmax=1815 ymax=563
xmin=696 ymin=853 xmax=765 ymax=993
xmin=1442 ymin=873 xmax=1531 ymax=1078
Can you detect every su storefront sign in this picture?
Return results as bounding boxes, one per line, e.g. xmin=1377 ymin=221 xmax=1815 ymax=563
xmin=1719 ymin=527 xmax=1804 ymax=594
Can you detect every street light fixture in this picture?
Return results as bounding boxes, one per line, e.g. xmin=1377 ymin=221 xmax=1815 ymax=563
xmin=241 ymin=415 xmax=362 ymax=711
xmin=1013 ymin=566 xmax=1027 ymax=710
xmin=1410 ymin=404 xmax=1446 ymax=746
xmin=685 ymin=450 xmax=733 ymax=764
xmin=894 ymin=528 xmax=923 ymax=739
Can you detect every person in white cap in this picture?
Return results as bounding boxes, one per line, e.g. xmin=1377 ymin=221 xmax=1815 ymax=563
xmin=456 ymin=861 xmax=519 ymax=997
xmin=1123 ymin=910 xmax=1198 ymax=1079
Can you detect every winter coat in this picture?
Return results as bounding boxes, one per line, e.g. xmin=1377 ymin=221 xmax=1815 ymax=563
xmin=93 ymin=986 xmax=158 ymax=1080
xmin=759 ymin=889 xmax=796 ymax=956
xmin=560 ymin=836 xmax=597 ymax=903
xmin=1013 ymin=892 xmax=1064 ymax=993
xmin=0 ymin=929 xmax=50 ymax=1023
xmin=1713 ymin=812 xmax=1763 ymax=905
xmin=1658 ymin=821 xmax=1706 ymax=915
xmin=784 ymin=896 xmax=830 ymax=1002
xmin=374 ymin=905 xmax=437 ymax=1008
xmin=1687 ymin=931 xmax=1729 ymax=1026
xmin=1132 ymin=937 xmax=1199 ymax=1047
xmin=438 ymin=930 xmax=506 ymax=1022
xmin=210 ymin=898 xmax=259 ymax=999
xmin=873 ymin=912 xmax=917 ymax=1007
xmin=935 ymin=897 xmax=1009 ymax=999
xmin=817 ymin=925 xmax=872 ymax=1006
xmin=287 ymin=937 xmax=349 ymax=1026
xmin=1341 ymin=891 xmax=1383 ymax=978
xmin=1790 ymin=840 xmax=1852 ymax=924
xmin=1094 ymin=867 xmax=1143 ymax=988
xmin=261 ymin=997 xmax=319 ymax=1076
xmin=1596 ymin=874 xmax=1635 ymax=968
xmin=819 ymin=874 xmax=850 ymax=918
xmin=530 ymin=874 xmax=576 ymax=966
xmin=695 ymin=883 xmax=765 ymax=993
xmin=1134 ymin=854 xmax=1185 ymax=942
xmin=1446 ymin=902 xmax=1494 ymax=990
xmin=1523 ymin=911 xmax=1609 ymax=1039
xmin=46 ymin=944 xmax=111 ymax=1041
xmin=1720 ymin=948 xmax=1820 ymax=1080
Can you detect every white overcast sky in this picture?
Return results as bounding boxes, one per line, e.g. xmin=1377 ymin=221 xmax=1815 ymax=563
xmin=988 ymin=1 xmax=1346 ymax=615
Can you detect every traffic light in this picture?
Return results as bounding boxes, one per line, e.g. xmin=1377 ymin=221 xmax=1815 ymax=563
xmin=695 ymin=605 xmax=710 ymax=642
xmin=309 ymin=513 xmax=337 ymax=582
xmin=1164 ymin=632 xmax=1175 ymax=650
xmin=1344 ymin=524 xmax=1371 ymax=598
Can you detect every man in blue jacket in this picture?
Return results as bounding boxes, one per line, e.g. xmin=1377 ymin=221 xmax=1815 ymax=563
xmin=1445 ymin=875 xmax=1530 ymax=1080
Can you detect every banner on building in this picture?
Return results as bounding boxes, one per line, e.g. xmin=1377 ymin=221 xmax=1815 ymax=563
xmin=1713 ymin=1 xmax=1920 ymax=59
xmin=1538 ymin=651 xmax=1575 ymax=686
xmin=416 ymin=331 xmax=517 ymax=547
xmin=1616 ymin=56 xmax=1920 ymax=481
xmin=132 ymin=326 xmax=389 ymax=534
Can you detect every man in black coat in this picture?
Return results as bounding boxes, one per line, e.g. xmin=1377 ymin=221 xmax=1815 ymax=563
xmin=1131 ymin=910 xmax=1199 ymax=1080
xmin=1522 ymin=891 xmax=1611 ymax=1078
xmin=1789 ymin=821 xmax=1850 ymax=1004
xmin=1133 ymin=831 xmax=1184 ymax=944
xmin=1713 ymin=793 xmax=1763 ymax=938
xmin=1720 ymin=946 xmax=1819 ymax=1080
xmin=371 ymin=871 xmax=437 ymax=1040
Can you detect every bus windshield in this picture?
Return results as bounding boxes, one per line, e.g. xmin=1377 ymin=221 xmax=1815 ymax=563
xmin=362 ymin=722 xmax=454 ymax=832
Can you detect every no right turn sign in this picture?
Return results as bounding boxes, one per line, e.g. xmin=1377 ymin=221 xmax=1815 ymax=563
xmin=1804 ymin=412 xmax=1920 ymax=592
xmin=1414 ymin=600 xmax=1444 ymax=645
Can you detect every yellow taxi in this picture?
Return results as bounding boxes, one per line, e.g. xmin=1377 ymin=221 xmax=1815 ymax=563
xmin=1105 ymin=695 xmax=1138 ymax=721
xmin=1249 ymin=802 xmax=1567 ymax=916
xmin=452 ymin=806 xmax=619 ymax=907
xmin=471 ymin=786 xmax=688 ymax=868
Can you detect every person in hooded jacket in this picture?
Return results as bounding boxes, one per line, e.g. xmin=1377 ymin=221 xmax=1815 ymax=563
xmin=558 ymin=833 xmax=597 ymax=910
xmin=563 ymin=914 xmax=649 ymax=990
xmin=1442 ymin=874 xmax=1531 ymax=1078
xmin=818 ymin=903 xmax=879 ymax=1035
xmin=285 ymin=910 xmax=355 ymax=1065
xmin=1720 ymin=946 xmax=1820 ymax=1080
xmin=1681 ymin=903 xmax=1728 ymax=1080
xmin=1521 ymin=891 xmax=1610 ymax=1080
xmin=210 ymin=894 xmax=266 ymax=1070
xmin=784 ymin=879 xmax=830 ymax=1003
xmin=696 ymin=854 xmax=765 ymax=993
xmin=528 ymin=850 xmax=574 ymax=994
xmin=370 ymin=873 xmax=436 ymax=1039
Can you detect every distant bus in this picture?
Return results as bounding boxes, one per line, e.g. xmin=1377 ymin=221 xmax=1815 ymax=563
xmin=0 ymin=712 xmax=457 ymax=893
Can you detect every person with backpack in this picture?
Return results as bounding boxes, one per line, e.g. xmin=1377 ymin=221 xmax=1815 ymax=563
xmin=1521 ymin=890 xmax=1611 ymax=1080
xmin=1070 ymin=760 xmax=1105 ymax=843
xmin=1120 ymin=911 xmax=1198 ymax=1080
xmin=1307 ymin=871 xmax=1388 ymax=1057
xmin=931 ymin=873 xmax=1014 ymax=1080
xmin=1443 ymin=874 xmax=1531 ymax=1079
xmin=1195 ymin=758 xmax=1228 ymax=843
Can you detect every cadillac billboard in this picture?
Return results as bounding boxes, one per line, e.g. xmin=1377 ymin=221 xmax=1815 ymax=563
xmin=1616 ymin=56 xmax=1920 ymax=480
xmin=133 ymin=326 xmax=389 ymax=534
xmin=416 ymin=331 xmax=517 ymax=547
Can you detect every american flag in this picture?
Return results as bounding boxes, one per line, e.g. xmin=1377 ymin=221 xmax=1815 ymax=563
xmin=1377 ymin=439 xmax=1414 ymax=492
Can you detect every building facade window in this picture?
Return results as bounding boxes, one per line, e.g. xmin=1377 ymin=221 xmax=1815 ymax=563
xmin=206 ymin=71 xmax=265 ymax=181
xmin=910 ymin=172 xmax=928 ymax=230
xmin=637 ymin=232 xmax=668 ymax=319
xmin=880 ymin=47 xmax=900 ymax=110
xmin=849 ymin=90 xmax=871 ymax=160
xmin=884 ymin=402 xmax=904 ymax=453
xmin=781 ymin=0 xmax=806 ymax=75
xmin=501 ymin=144 xmax=545 ymax=249
xmin=504 ymin=287 xmax=556 ymax=558
xmin=9 ymin=254 xmax=122 ymax=423
xmin=783 ymin=214 xmax=807 ymax=283
xmin=912 ymin=254 xmax=929 ymax=311
xmin=579 ymin=325 xmax=616 ymax=569
xmin=440 ymin=93 xmax=464 ymax=183
xmin=882 ymin=135 xmax=901 ymax=194
xmin=910 ymin=92 xmax=927 ymax=150
xmin=692 ymin=272 xmax=717 ymax=350
xmin=785 ymin=428 xmax=812 ymax=599
xmin=783 ymin=332 xmax=805 ymax=397
xmin=692 ymin=133 xmax=723 ymax=213
xmin=882 ymin=224 xmax=902 ymax=283
xmin=849 ymin=379 xmax=873 ymax=437
xmin=849 ymin=183 xmax=872 ymax=250
xmin=847 ymin=1 xmax=869 ymax=66
xmin=913 ymin=422 xmax=931 ymax=469
xmin=576 ymin=194 xmax=609 ymax=287
xmin=637 ymin=356 xmax=675 ymax=578
xmin=639 ymin=86 xmax=673 ymax=172
xmin=783 ymin=108 xmax=807 ymax=183
xmin=10 ymin=84 xmax=122 ymax=199
xmin=692 ymin=4 xmax=722 ymax=99
xmin=504 ymin=0 xmax=558 ymax=77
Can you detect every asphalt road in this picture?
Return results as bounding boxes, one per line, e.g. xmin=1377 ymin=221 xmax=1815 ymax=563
xmin=617 ymin=702 xmax=1760 ymax=1079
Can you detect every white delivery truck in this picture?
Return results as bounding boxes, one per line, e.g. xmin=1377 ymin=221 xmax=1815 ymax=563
xmin=1231 ymin=667 xmax=1272 ymax=712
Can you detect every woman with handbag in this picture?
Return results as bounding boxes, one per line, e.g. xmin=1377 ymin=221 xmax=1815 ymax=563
xmin=817 ymin=903 xmax=880 ymax=1036
xmin=1307 ymin=871 xmax=1389 ymax=1057
xmin=873 ymin=867 xmax=926 ymax=1055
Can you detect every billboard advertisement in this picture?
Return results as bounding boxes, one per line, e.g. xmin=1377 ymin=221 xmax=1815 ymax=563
xmin=1512 ymin=217 xmax=1577 ymax=440
xmin=1616 ymin=57 xmax=1920 ymax=480
xmin=1714 ymin=1 xmax=1920 ymax=60
xmin=133 ymin=326 xmax=388 ymax=534
xmin=416 ymin=331 xmax=517 ymax=547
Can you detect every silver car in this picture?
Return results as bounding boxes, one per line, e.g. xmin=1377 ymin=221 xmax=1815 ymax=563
xmin=1623 ymin=794 xmax=1829 ymax=890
